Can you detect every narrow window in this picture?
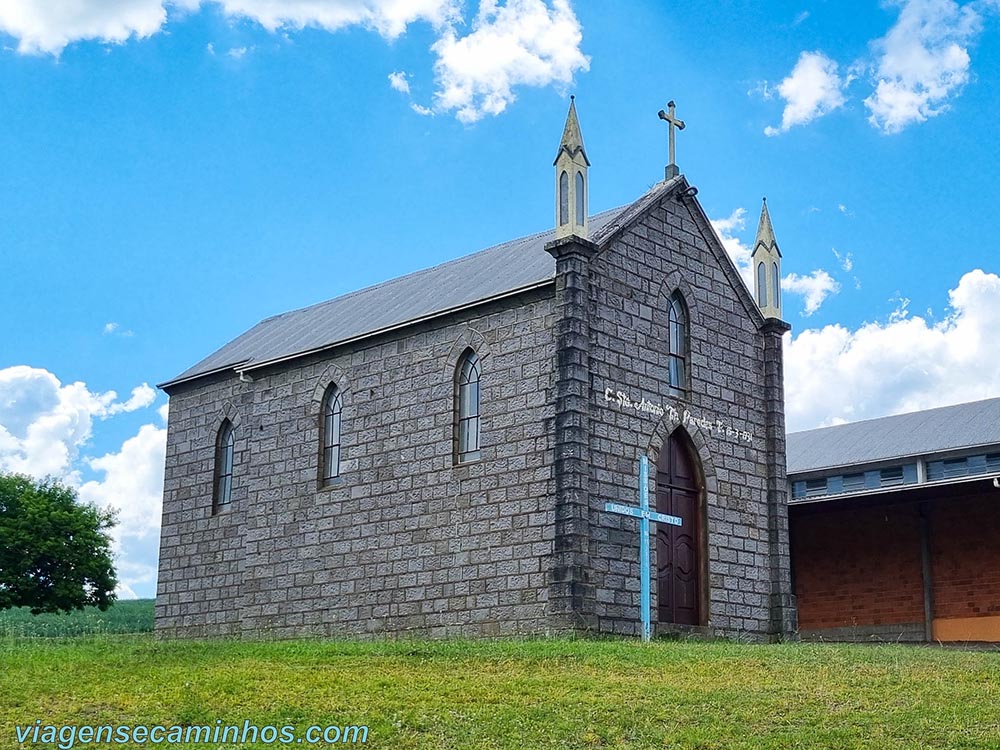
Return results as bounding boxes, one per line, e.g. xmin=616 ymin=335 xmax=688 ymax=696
xmin=841 ymin=473 xmax=866 ymax=493
xmin=558 ymin=171 xmax=569 ymax=226
xmin=321 ymin=385 xmax=343 ymax=485
xmin=456 ymin=350 xmax=481 ymax=463
xmin=757 ymin=262 xmax=768 ymax=307
xmin=667 ymin=292 xmax=688 ymax=392
xmin=879 ymin=466 xmax=904 ymax=487
xmin=575 ymin=170 xmax=585 ymax=224
xmin=213 ymin=420 xmax=235 ymax=512
xmin=772 ymin=261 xmax=780 ymax=308
xmin=804 ymin=478 xmax=827 ymax=497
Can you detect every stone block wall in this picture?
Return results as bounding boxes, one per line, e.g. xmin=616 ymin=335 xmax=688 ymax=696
xmin=583 ymin=191 xmax=781 ymax=640
xmin=156 ymin=290 xmax=558 ymax=638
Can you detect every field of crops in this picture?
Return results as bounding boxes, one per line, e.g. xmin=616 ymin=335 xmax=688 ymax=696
xmin=0 ymin=598 xmax=154 ymax=637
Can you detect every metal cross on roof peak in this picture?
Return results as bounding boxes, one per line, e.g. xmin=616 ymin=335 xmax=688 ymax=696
xmin=657 ymin=100 xmax=686 ymax=180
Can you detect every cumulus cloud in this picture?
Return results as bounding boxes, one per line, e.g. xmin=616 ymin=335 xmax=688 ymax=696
xmin=710 ymin=207 xmax=753 ymax=288
xmin=864 ymin=0 xmax=982 ymax=133
xmin=764 ymin=51 xmax=847 ymax=136
xmin=785 ymin=269 xmax=1000 ymax=430
xmin=711 ymin=207 xmax=841 ymax=316
xmin=782 ymin=270 xmax=841 ymax=316
xmin=214 ymin=0 xmax=458 ymax=37
xmin=0 ymin=0 xmax=176 ymax=55
xmin=0 ymin=1 xmax=456 ymax=54
xmin=0 ymin=366 xmax=165 ymax=596
xmin=429 ymin=0 xmax=589 ymax=123
xmin=79 ymin=422 xmax=167 ymax=597
xmin=0 ymin=0 xmax=587 ymax=124
xmin=388 ymin=70 xmax=411 ymax=94
xmin=0 ymin=367 xmax=154 ymax=477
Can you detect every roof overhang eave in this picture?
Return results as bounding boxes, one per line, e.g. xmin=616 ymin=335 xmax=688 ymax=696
xmin=158 ymin=277 xmax=556 ymax=392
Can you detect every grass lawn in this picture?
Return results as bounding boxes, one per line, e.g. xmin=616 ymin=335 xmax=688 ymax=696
xmin=2 ymin=624 xmax=999 ymax=750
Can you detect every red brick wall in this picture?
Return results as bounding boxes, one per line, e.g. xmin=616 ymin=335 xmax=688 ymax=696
xmin=791 ymin=504 xmax=924 ymax=630
xmin=931 ymin=495 xmax=1000 ymax=619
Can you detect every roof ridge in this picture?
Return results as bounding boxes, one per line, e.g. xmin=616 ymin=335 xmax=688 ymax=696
xmin=261 ymin=207 xmax=625 ymax=324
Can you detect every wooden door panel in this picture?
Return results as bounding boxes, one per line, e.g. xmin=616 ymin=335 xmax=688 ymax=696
xmin=655 ymin=436 xmax=701 ymax=626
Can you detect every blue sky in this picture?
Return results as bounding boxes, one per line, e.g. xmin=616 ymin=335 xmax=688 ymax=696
xmin=1 ymin=0 xmax=999 ymax=598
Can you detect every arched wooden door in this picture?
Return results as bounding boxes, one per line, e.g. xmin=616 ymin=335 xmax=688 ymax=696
xmin=655 ymin=432 xmax=702 ymax=625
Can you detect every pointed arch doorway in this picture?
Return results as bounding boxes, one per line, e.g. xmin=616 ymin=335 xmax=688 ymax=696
xmin=655 ymin=430 xmax=704 ymax=626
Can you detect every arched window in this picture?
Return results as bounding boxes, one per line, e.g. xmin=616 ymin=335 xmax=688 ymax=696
xmin=558 ymin=171 xmax=569 ymax=226
xmin=321 ymin=385 xmax=343 ymax=485
xmin=456 ymin=350 xmax=481 ymax=463
xmin=213 ymin=420 xmax=235 ymax=512
xmin=667 ymin=293 xmax=688 ymax=392
xmin=772 ymin=261 xmax=780 ymax=308
xmin=575 ymin=170 xmax=585 ymax=224
xmin=756 ymin=262 xmax=768 ymax=307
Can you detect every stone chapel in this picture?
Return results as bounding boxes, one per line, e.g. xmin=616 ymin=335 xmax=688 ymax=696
xmin=156 ymin=100 xmax=798 ymax=641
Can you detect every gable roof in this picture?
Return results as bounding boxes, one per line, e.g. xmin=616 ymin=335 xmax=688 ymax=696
xmin=162 ymin=174 xmax=756 ymax=390
xmin=786 ymin=397 xmax=1000 ymax=476
xmin=160 ymin=203 xmax=631 ymax=389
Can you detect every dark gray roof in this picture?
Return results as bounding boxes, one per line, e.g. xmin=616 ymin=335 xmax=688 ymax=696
xmin=160 ymin=203 xmax=636 ymax=389
xmin=787 ymin=397 xmax=1000 ymax=475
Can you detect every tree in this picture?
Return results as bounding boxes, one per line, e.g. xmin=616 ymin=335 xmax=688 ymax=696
xmin=0 ymin=473 xmax=117 ymax=614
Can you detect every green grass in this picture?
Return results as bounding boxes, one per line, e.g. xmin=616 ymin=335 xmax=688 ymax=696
xmin=2 ymin=634 xmax=999 ymax=749
xmin=0 ymin=599 xmax=154 ymax=637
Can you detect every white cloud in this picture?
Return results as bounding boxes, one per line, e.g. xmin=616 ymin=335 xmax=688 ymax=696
xmin=213 ymin=0 xmax=458 ymax=37
xmin=388 ymin=70 xmax=411 ymax=93
xmin=710 ymin=207 xmax=753 ymax=289
xmin=0 ymin=367 xmax=154 ymax=477
xmin=832 ymin=248 xmax=854 ymax=272
xmin=78 ymin=422 xmax=167 ymax=597
xmin=429 ymin=0 xmax=589 ymax=122
xmin=226 ymin=45 xmax=249 ymax=59
xmin=782 ymin=270 xmax=841 ymax=316
xmin=785 ymin=269 xmax=1000 ymax=430
xmin=103 ymin=321 xmax=134 ymax=337
xmin=863 ymin=0 xmax=982 ymax=133
xmin=764 ymin=51 xmax=847 ymax=136
xmin=0 ymin=1 xmax=585 ymax=124
xmin=0 ymin=366 xmax=165 ymax=596
xmin=0 ymin=0 xmax=176 ymax=55
xmin=0 ymin=1 xmax=457 ymax=54
xmin=711 ymin=207 xmax=841 ymax=316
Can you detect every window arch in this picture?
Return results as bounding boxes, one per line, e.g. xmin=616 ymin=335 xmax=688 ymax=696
xmin=456 ymin=349 xmax=481 ymax=463
xmin=213 ymin=420 xmax=235 ymax=512
xmin=575 ymin=170 xmax=585 ymax=224
xmin=772 ymin=261 xmax=780 ymax=309
xmin=667 ymin=293 xmax=688 ymax=392
xmin=558 ymin=170 xmax=569 ymax=226
xmin=756 ymin=262 xmax=768 ymax=307
xmin=321 ymin=385 xmax=343 ymax=485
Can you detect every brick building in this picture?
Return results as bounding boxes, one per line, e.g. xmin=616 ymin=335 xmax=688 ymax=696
xmin=788 ymin=398 xmax=1000 ymax=643
xmin=155 ymin=102 xmax=797 ymax=641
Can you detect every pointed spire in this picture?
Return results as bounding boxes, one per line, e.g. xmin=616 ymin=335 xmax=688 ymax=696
xmin=554 ymin=96 xmax=590 ymax=166
xmin=752 ymin=197 xmax=783 ymax=320
xmin=753 ymin=197 xmax=780 ymax=257
xmin=552 ymin=96 xmax=590 ymax=241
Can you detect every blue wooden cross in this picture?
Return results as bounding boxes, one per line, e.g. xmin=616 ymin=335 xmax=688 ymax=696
xmin=604 ymin=455 xmax=683 ymax=642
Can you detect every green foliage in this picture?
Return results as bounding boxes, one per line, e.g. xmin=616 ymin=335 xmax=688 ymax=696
xmin=0 ymin=599 xmax=153 ymax=637
xmin=1 ymin=637 xmax=999 ymax=749
xmin=0 ymin=473 xmax=117 ymax=614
